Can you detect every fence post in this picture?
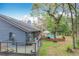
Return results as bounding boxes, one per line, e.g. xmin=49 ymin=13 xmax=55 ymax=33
xmin=40 ymin=39 xmax=42 ymax=47
xmin=35 ymin=43 xmax=36 ymax=53
xmin=38 ymin=40 xmax=39 ymax=47
xmin=7 ymin=42 xmax=8 ymax=52
xmin=16 ymin=42 xmax=17 ymax=53
xmin=0 ymin=42 xmax=1 ymax=52
xmin=39 ymin=39 xmax=41 ymax=47
xmin=25 ymin=43 xmax=26 ymax=54
xmin=35 ymin=39 xmax=38 ymax=53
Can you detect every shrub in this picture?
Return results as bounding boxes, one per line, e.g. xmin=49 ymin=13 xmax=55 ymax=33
xmin=66 ymin=45 xmax=73 ymax=53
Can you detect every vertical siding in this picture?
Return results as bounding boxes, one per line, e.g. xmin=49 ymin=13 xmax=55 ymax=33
xmin=0 ymin=19 xmax=26 ymax=42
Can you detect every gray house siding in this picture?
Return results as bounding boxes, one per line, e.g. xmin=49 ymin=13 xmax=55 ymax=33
xmin=0 ymin=18 xmax=26 ymax=42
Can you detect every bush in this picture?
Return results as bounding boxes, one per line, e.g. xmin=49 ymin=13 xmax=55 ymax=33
xmin=66 ymin=45 xmax=73 ymax=53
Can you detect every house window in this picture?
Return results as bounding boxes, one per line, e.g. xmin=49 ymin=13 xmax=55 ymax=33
xmin=25 ymin=32 xmax=29 ymax=43
xmin=9 ymin=32 xmax=15 ymax=41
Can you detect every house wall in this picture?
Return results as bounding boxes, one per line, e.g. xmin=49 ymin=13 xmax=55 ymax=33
xmin=0 ymin=19 xmax=27 ymax=42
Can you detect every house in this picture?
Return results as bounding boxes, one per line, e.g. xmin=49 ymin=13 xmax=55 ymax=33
xmin=0 ymin=14 xmax=41 ymax=45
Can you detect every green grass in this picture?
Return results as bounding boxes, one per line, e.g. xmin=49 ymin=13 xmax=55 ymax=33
xmin=38 ymin=40 xmax=59 ymax=55
xmin=42 ymin=40 xmax=59 ymax=47
xmin=38 ymin=37 xmax=74 ymax=56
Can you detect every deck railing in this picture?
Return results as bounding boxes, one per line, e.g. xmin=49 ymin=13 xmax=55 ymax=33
xmin=0 ymin=41 xmax=40 ymax=56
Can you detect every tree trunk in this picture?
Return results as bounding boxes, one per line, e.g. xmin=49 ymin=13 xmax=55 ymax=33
xmin=54 ymin=26 xmax=57 ymax=38
xmin=75 ymin=3 xmax=77 ymax=45
xmin=68 ymin=3 xmax=76 ymax=49
xmin=53 ymin=22 xmax=58 ymax=38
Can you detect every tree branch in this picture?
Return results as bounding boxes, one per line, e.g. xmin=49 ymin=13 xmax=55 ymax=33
xmin=57 ymin=4 xmax=64 ymax=24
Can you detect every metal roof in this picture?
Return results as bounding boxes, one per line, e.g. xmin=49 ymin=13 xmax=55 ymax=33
xmin=0 ymin=14 xmax=40 ymax=32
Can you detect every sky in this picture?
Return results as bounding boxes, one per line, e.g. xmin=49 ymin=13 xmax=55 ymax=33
xmin=0 ymin=3 xmax=78 ymax=22
xmin=0 ymin=3 xmax=32 ymax=19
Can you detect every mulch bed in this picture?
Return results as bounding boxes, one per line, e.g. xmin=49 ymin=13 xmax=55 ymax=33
xmin=43 ymin=38 xmax=65 ymax=42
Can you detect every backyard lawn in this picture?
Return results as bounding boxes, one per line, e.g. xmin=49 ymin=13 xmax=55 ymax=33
xmin=38 ymin=36 xmax=79 ymax=56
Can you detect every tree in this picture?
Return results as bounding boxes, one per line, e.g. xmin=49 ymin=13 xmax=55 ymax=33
xmin=42 ymin=13 xmax=71 ymax=36
xmin=58 ymin=16 xmax=71 ymax=35
xmin=32 ymin=3 xmax=78 ymax=49
xmin=32 ymin=3 xmax=64 ymax=38
xmin=42 ymin=13 xmax=55 ymax=32
xmin=67 ymin=3 xmax=77 ymax=49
